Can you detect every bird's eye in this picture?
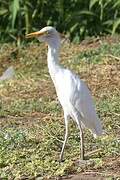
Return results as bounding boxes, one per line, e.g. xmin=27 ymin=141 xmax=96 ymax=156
xmin=46 ymin=31 xmax=49 ymax=35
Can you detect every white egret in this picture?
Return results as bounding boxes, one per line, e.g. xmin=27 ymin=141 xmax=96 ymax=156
xmin=26 ymin=26 xmax=103 ymax=162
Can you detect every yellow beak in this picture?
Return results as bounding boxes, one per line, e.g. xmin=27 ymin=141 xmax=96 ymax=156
xmin=26 ymin=31 xmax=45 ymax=39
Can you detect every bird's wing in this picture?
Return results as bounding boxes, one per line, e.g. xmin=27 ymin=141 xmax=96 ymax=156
xmin=0 ymin=66 xmax=15 ymax=81
xmin=67 ymin=71 xmax=103 ymax=136
xmin=54 ymin=68 xmax=102 ymax=136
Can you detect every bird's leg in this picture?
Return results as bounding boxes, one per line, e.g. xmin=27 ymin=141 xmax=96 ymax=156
xmin=72 ymin=109 xmax=85 ymax=160
xmin=79 ymin=123 xmax=84 ymax=160
xmin=76 ymin=121 xmax=84 ymax=160
xmin=60 ymin=114 xmax=69 ymax=162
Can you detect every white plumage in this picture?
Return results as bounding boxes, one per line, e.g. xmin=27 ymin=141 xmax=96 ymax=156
xmin=26 ymin=26 xmax=103 ymax=161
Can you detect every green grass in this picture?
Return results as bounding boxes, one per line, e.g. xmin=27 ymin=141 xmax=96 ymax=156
xmin=0 ymin=39 xmax=120 ymax=179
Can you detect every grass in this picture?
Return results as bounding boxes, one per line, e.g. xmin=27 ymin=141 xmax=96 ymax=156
xmin=0 ymin=38 xmax=120 ymax=179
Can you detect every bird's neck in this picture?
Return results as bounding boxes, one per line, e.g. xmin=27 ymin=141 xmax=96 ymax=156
xmin=47 ymin=42 xmax=60 ymax=81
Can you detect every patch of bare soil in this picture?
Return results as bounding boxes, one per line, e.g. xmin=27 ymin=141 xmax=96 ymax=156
xmin=83 ymin=63 xmax=120 ymax=98
xmin=78 ymin=34 xmax=120 ymax=52
xmin=63 ymin=174 xmax=105 ymax=180
xmin=63 ymin=156 xmax=120 ymax=180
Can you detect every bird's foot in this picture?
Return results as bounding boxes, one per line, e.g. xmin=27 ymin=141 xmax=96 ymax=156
xmin=58 ymin=159 xmax=65 ymax=164
xmin=76 ymin=159 xmax=94 ymax=168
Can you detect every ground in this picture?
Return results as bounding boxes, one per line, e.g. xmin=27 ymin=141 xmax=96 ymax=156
xmin=0 ymin=36 xmax=120 ymax=179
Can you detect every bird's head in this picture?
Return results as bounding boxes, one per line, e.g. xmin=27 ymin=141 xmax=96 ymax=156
xmin=26 ymin=26 xmax=60 ymax=47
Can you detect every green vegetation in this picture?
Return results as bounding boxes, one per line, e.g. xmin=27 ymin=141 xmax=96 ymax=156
xmin=0 ymin=38 xmax=119 ymax=179
xmin=1 ymin=0 xmax=120 ymax=43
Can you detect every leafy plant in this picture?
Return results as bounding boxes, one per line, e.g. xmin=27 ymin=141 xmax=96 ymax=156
xmin=0 ymin=0 xmax=120 ymax=42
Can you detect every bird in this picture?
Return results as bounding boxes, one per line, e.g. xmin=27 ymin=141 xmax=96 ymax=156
xmin=0 ymin=66 xmax=15 ymax=81
xmin=26 ymin=26 xmax=103 ymax=162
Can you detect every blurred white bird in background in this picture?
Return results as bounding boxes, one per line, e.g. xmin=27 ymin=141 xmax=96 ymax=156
xmin=26 ymin=26 xmax=103 ymax=162
xmin=0 ymin=66 xmax=15 ymax=81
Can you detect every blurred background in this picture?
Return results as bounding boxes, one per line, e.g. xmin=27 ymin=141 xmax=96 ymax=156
xmin=1 ymin=0 xmax=120 ymax=44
